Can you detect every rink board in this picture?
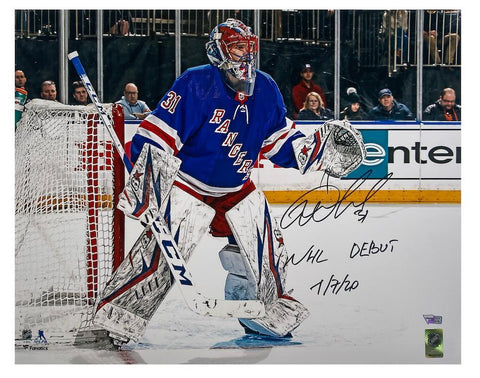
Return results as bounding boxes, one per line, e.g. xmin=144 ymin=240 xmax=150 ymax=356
xmin=257 ymin=121 xmax=461 ymax=202
xmin=123 ymin=120 xmax=461 ymax=203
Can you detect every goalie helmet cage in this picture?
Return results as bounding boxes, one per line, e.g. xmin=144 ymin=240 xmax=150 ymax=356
xmin=15 ymin=99 xmax=125 ymax=345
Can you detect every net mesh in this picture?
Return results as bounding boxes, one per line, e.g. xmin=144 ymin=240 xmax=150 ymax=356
xmin=15 ymin=99 xmax=123 ymax=344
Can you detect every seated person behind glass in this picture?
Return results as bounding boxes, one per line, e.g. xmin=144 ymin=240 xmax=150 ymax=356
xmin=296 ymin=91 xmax=333 ymax=121
xmin=116 ymin=83 xmax=151 ymax=120
xmin=340 ymin=87 xmax=368 ymax=120
xmin=368 ymin=88 xmax=414 ymax=120
xmin=423 ymin=87 xmax=460 ymax=121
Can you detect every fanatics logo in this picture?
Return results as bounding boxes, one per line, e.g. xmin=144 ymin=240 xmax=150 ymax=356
xmin=21 ymin=329 xmax=49 ymax=350
xmin=423 ymin=314 xmax=443 ymax=325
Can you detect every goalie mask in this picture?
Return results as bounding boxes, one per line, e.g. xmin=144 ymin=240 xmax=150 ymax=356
xmin=206 ymin=18 xmax=258 ymax=96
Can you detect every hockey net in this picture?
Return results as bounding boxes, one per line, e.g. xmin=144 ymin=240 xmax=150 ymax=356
xmin=15 ymin=99 xmax=125 ymax=345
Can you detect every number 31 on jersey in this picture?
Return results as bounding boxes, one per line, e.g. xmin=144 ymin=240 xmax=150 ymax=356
xmin=161 ymin=91 xmax=181 ymax=114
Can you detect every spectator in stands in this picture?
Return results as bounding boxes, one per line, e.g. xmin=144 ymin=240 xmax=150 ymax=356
xmin=368 ymin=88 xmax=414 ymax=120
xmin=340 ymin=87 xmax=368 ymax=120
xmin=110 ymin=19 xmax=130 ymax=36
xmin=292 ymin=64 xmax=327 ymax=118
xmin=296 ymin=91 xmax=333 ymax=121
xmin=15 ymin=70 xmax=28 ymax=129
xmin=15 ymin=69 xmax=27 ymax=90
xmin=423 ymin=10 xmax=460 ymax=65
xmin=71 ymin=81 xmax=89 ymax=105
xmin=116 ymin=83 xmax=151 ymax=120
xmin=423 ymin=88 xmax=461 ymax=121
xmin=382 ymin=10 xmax=409 ymax=64
xmin=40 ymin=80 xmax=58 ymax=102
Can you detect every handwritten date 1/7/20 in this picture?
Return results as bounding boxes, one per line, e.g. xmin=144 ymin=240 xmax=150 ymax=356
xmin=310 ymin=274 xmax=359 ymax=296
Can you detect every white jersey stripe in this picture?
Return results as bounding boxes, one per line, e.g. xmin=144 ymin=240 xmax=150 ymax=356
xmin=142 ymin=114 xmax=183 ymax=152
xmin=136 ymin=127 xmax=176 ymax=155
xmin=262 ymin=118 xmax=298 ymax=159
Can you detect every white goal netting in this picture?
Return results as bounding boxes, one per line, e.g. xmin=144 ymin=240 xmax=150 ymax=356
xmin=15 ymin=99 xmax=125 ymax=344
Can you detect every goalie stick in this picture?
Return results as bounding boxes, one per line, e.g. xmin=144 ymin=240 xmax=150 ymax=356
xmin=67 ymin=51 xmax=265 ymax=319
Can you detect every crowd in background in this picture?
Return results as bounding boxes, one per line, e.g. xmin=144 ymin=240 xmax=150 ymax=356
xmin=16 ymin=10 xmax=461 ymax=125
xmin=290 ymin=62 xmax=460 ymax=122
xmin=15 ymin=62 xmax=461 ymax=128
xmin=15 ymin=71 xmax=152 ymax=125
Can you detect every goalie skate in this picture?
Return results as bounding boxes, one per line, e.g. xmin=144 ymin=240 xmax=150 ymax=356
xmin=238 ymin=297 xmax=309 ymax=338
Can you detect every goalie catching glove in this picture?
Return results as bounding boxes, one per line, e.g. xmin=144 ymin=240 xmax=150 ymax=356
xmin=292 ymin=119 xmax=366 ymax=178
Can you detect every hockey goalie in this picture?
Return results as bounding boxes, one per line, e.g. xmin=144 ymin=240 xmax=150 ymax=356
xmin=93 ymin=18 xmax=366 ymax=345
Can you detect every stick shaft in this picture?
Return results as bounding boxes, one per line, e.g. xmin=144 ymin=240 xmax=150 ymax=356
xmin=68 ymin=51 xmax=133 ymax=172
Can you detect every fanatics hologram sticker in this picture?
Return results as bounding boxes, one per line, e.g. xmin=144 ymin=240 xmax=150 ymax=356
xmin=425 ymin=329 xmax=444 ymax=358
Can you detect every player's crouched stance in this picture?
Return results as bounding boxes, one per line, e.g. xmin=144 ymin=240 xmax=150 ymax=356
xmin=92 ymin=19 xmax=365 ymax=346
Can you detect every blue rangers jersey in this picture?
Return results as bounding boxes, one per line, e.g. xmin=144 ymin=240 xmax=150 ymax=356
xmin=131 ymin=64 xmax=305 ymax=196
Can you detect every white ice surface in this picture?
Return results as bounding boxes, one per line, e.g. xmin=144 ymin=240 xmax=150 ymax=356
xmin=15 ymin=203 xmax=461 ymax=364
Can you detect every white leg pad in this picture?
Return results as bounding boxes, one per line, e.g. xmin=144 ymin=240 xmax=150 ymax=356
xmin=93 ymin=185 xmax=214 ymax=342
xmin=225 ymin=189 xmax=309 ymax=336
xmin=117 ymin=144 xmax=181 ymax=224
xmin=161 ymin=185 xmax=215 ymax=261
xmin=226 ymin=189 xmax=288 ymax=302
xmin=93 ymin=227 xmax=171 ymax=342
